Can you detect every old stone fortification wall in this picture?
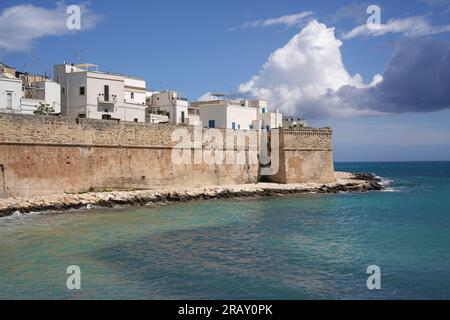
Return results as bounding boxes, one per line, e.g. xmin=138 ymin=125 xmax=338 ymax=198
xmin=0 ymin=114 xmax=335 ymax=198
xmin=0 ymin=114 xmax=259 ymax=198
xmin=268 ymin=128 xmax=335 ymax=184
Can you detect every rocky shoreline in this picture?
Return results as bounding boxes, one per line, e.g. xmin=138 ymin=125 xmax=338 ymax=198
xmin=0 ymin=172 xmax=383 ymax=217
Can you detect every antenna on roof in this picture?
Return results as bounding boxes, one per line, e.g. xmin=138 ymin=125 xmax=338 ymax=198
xmin=75 ymin=49 xmax=84 ymax=64
xmin=31 ymin=55 xmax=37 ymax=75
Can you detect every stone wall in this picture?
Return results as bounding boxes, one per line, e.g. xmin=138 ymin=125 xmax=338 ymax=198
xmin=0 ymin=114 xmax=258 ymax=198
xmin=268 ymin=128 xmax=335 ymax=184
xmin=0 ymin=114 xmax=335 ymax=198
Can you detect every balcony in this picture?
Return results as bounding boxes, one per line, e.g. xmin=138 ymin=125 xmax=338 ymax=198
xmin=97 ymin=94 xmax=117 ymax=105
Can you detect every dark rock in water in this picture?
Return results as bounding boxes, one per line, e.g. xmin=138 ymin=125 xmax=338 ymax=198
xmin=351 ymin=173 xmax=384 ymax=191
xmin=352 ymin=173 xmax=381 ymax=183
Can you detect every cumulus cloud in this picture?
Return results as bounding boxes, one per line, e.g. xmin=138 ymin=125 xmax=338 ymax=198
xmin=239 ymin=20 xmax=381 ymax=118
xmin=0 ymin=2 xmax=102 ymax=52
xmin=239 ymin=20 xmax=450 ymax=119
xmin=342 ymin=15 xmax=450 ymax=39
xmin=229 ymin=11 xmax=313 ymax=31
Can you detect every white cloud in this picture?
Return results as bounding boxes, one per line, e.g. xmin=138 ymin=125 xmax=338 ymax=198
xmin=229 ymin=11 xmax=314 ymax=31
xmin=239 ymin=20 xmax=381 ymax=118
xmin=342 ymin=15 xmax=450 ymax=39
xmin=197 ymin=92 xmax=214 ymax=101
xmin=0 ymin=2 xmax=102 ymax=52
xmin=240 ymin=20 xmax=450 ymax=119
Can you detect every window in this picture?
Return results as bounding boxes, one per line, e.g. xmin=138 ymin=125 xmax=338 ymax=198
xmin=6 ymin=91 xmax=12 ymax=109
xmin=61 ymin=87 xmax=66 ymax=95
xmin=208 ymin=120 xmax=215 ymax=128
xmin=131 ymin=92 xmax=134 ymax=99
xmin=232 ymin=122 xmax=236 ymax=130
xmin=79 ymin=86 xmax=85 ymax=96
xmin=134 ymin=118 xmax=138 ymax=122
xmin=104 ymin=85 xmax=110 ymax=101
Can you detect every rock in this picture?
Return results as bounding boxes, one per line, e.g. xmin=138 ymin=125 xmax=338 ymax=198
xmin=0 ymin=171 xmax=384 ymax=217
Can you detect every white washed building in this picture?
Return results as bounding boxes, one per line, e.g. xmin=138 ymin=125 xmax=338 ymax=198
xmin=0 ymin=73 xmax=22 ymax=113
xmin=22 ymin=80 xmax=61 ymax=114
xmin=145 ymin=106 xmax=170 ymax=124
xmin=249 ymin=100 xmax=283 ymax=131
xmin=146 ymin=90 xmax=189 ymax=125
xmin=190 ymin=99 xmax=282 ymax=130
xmin=54 ymin=63 xmax=147 ymax=122
xmin=0 ymin=72 xmax=61 ymax=115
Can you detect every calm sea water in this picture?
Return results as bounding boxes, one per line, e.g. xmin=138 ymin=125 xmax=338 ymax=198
xmin=0 ymin=162 xmax=449 ymax=300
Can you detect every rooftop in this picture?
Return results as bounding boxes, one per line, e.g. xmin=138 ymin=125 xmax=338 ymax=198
xmin=0 ymin=72 xmax=20 ymax=80
xmin=0 ymin=62 xmax=14 ymax=69
xmin=61 ymin=62 xmax=145 ymax=81
xmin=191 ymin=99 xmax=255 ymax=108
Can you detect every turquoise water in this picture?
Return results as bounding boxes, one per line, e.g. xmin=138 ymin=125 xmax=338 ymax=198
xmin=0 ymin=162 xmax=449 ymax=300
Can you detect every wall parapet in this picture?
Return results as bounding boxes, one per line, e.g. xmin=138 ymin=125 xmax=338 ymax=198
xmin=0 ymin=113 xmax=258 ymax=150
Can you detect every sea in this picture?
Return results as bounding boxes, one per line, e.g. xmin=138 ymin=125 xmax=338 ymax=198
xmin=0 ymin=162 xmax=449 ymax=300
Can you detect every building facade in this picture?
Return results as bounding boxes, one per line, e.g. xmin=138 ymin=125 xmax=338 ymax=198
xmin=54 ymin=63 xmax=147 ymax=122
xmin=249 ymin=100 xmax=283 ymax=131
xmin=22 ymin=80 xmax=61 ymax=114
xmin=145 ymin=106 xmax=170 ymax=123
xmin=0 ymin=63 xmax=16 ymax=77
xmin=191 ymin=99 xmax=282 ymax=130
xmin=1 ymin=70 xmax=61 ymax=115
xmin=146 ymin=91 xmax=189 ymax=125
xmin=0 ymin=73 xmax=22 ymax=113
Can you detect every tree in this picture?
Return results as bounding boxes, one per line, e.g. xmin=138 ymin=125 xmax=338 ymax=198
xmin=33 ymin=102 xmax=55 ymax=115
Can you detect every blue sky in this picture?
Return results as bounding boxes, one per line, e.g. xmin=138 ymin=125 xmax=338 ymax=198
xmin=1 ymin=0 xmax=450 ymax=161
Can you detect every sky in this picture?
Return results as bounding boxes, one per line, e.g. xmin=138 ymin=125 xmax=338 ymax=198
xmin=1 ymin=0 xmax=450 ymax=161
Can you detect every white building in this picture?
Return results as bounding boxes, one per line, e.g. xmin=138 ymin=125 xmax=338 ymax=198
xmin=54 ymin=63 xmax=147 ymax=122
xmin=0 ymin=72 xmax=61 ymax=115
xmin=146 ymin=90 xmax=189 ymax=125
xmin=22 ymin=80 xmax=61 ymax=114
xmin=249 ymin=100 xmax=282 ymax=131
xmin=190 ymin=99 xmax=282 ymax=130
xmin=187 ymin=106 xmax=201 ymax=126
xmin=145 ymin=106 xmax=170 ymax=124
xmin=0 ymin=72 xmax=22 ymax=113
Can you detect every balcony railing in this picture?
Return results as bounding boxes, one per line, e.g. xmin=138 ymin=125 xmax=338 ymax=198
xmin=97 ymin=95 xmax=117 ymax=105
